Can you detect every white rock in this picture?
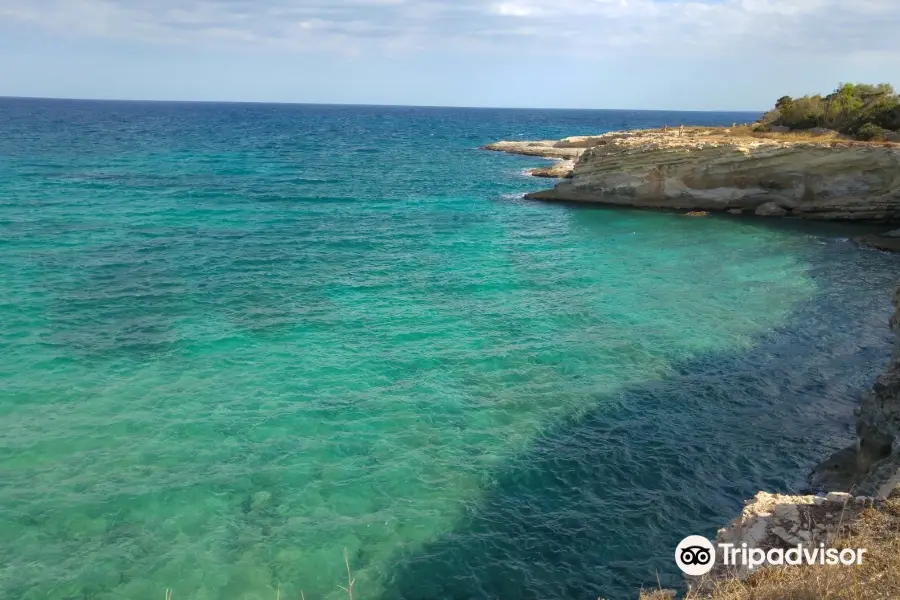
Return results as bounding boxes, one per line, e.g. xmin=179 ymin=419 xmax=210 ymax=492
xmin=775 ymin=503 xmax=800 ymax=516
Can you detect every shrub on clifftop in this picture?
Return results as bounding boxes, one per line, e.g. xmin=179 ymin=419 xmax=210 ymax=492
xmin=857 ymin=123 xmax=888 ymax=141
xmin=757 ymin=82 xmax=900 ymax=140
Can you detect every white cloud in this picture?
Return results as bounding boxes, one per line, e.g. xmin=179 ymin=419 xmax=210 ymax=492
xmin=492 ymin=3 xmax=536 ymax=17
xmin=1 ymin=0 xmax=898 ymax=60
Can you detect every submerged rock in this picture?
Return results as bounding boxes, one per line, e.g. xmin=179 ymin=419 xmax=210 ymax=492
xmin=858 ymin=234 xmax=900 ymax=253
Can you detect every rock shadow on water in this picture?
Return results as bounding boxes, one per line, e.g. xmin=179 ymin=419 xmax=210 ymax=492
xmin=379 ymin=254 xmax=900 ymax=600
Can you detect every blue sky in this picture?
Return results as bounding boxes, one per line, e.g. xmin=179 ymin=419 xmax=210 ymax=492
xmin=1 ymin=0 xmax=899 ymax=110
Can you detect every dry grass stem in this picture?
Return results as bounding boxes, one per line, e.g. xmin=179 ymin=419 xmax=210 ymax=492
xmin=337 ymin=547 xmax=356 ymax=600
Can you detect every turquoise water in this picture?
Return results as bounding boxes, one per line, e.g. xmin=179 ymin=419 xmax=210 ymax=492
xmin=1 ymin=99 xmax=898 ymax=600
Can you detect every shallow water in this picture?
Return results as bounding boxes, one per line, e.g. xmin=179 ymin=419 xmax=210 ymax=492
xmin=0 ymin=99 xmax=898 ymax=600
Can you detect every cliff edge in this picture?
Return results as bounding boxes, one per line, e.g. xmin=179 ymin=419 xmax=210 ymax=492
xmin=485 ymin=128 xmax=900 ymax=221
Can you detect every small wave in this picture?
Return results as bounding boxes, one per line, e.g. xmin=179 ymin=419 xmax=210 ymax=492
xmin=499 ymin=192 xmax=527 ymax=201
xmin=289 ymin=177 xmax=340 ymax=185
xmin=804 ymin=235 xmax=851 ymax=244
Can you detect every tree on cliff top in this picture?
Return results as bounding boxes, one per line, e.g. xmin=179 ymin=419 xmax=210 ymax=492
xmin=757 ymin=82 xmax=900 ymax=139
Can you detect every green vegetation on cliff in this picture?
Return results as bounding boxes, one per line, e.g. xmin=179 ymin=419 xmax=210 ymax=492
xmin=757 ymin=83 xmax=900 ymax=140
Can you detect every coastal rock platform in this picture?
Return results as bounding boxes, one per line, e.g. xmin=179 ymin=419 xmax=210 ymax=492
xmin=481 ymin=139 xmax=586 ymax=178
xmin=485 ymin=128 xmax=900 ymax=221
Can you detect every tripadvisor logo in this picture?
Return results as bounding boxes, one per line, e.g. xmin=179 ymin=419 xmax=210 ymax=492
xmin=675 ymin=535 xmax=868 ymax=576
xmin=675 ymin=536 xmax=716 ymax=576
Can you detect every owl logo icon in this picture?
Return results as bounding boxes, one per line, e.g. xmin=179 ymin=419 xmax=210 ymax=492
xmin=675 ymin=536 xmax=716 ymax=576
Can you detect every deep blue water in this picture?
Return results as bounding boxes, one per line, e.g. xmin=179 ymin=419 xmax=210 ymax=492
xmin=0 ymin=98 xmax=898 ymax=600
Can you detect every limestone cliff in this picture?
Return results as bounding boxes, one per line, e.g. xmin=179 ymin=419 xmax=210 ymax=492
xmin=487 ymin=129 xmax=900 ymax=221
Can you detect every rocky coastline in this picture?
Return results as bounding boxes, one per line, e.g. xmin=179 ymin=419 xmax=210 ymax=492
xmin=485 ymin=127 xmax=900 ymax=590
xmin=482 ymin=127 xmax=900 ymax=249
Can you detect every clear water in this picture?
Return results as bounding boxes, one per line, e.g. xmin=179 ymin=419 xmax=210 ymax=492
xmin=0 ymin=99 xmax=898 ymax=600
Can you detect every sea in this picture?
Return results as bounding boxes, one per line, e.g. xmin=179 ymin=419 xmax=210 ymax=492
xmin=1 ymin=98 xmax=898 ymax=600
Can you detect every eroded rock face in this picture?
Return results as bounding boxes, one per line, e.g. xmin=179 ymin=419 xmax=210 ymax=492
xmin=486 ymin=129 xmax=900 ymax=220
xmin=854 ymin=287 xmax=900 ymax=495
xmin=530 ymin=159 xmax=576 ymax=178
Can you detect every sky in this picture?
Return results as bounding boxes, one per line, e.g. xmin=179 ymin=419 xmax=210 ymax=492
xmin=1 ymin=0 xmax=899 ymax=110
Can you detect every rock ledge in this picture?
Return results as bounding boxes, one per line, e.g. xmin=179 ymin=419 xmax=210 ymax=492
xmin=485 ymin=128 xmax=900 ymax=221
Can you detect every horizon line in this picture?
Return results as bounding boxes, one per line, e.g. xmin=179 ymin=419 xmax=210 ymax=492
xmin=0 ymin=94 xmax=765 ymax=114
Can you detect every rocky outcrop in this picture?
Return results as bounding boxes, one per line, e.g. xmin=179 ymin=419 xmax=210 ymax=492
xmin=755 ymin=202 xmax=788 ymax=217
xmin=708 ymin=491 xmax=876 ymax=581
xmin=481 ymin=139 xmax=587 ymax=178
xmin=481 ymin=140 xmax=582 ymax=160
xmin=485 ymin=128 xmax=900 ymax=221
xmin=530 ymin=159 xmax=576 ymax=178
xmin=859 ymin=230 xmax=900 ymax=253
